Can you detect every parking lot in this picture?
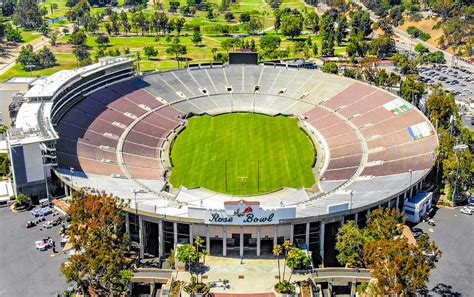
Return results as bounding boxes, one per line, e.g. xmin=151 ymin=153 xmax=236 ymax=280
xmin=418 ymin=65 xmax=473 ymax=106
xmin=416 ymin=207 xmax=474 ymax=296
xmin=0 ymin=206 xmax=67 ymax=296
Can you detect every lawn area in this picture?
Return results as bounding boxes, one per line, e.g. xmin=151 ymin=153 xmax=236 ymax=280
xmin=169 ymin=113 xmax=316 ymax=195
xmin=20 ymin=31 xmax=42 ymax=43
xmin=0 ymin=53 xmax=77 ymax=82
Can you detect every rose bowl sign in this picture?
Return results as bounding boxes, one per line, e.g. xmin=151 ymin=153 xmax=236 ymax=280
xmin=188 ymin=200 xmax=296 ymax=225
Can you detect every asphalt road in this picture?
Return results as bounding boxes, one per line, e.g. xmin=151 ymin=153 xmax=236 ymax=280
xmin=415 ymin=207 xmax=474 ymax=296
xmin=351 ymin=0 xmax=473 ymax=72
xmin=0 ymin=206 xmax=67 ymax=297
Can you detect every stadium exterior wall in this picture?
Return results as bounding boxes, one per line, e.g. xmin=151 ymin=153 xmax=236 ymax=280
xmin=8 ymin=60 xmax=437 ymax=267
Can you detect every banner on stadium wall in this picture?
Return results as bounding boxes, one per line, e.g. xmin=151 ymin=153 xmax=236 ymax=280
xmin=408 ymin=122 xmax=433 ymax=141
xmin=188 ymin=200 xmax=296 ymax=225
xmin=383 ymin=99 xmax=412 ymax=115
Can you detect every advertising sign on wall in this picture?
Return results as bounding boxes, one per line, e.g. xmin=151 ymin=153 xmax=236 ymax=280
xmin=188 ymin=200 xmax=296 ymax=225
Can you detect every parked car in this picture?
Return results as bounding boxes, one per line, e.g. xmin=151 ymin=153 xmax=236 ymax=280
xmin=26 ymin=221 xmax=36 ymax=228
xmin=468 ymin=196 xmax=474 ymax=206
xmin=460 ymin=207 xmax=472 ymax=215
xmin=35 ymin=238 xmax=53 ymax=251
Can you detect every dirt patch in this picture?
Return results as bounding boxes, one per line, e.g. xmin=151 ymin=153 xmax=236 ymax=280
xmin=48 ymin=42 xmax=74 ymax=54
xmin=398 ymin=17 xmax=446 ymax=50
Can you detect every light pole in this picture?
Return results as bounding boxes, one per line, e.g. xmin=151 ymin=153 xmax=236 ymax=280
xmin=409 ymin=169 xmax=413 ymax=198
xmin=349 ymin=190 xmax=353 ymax=210
xmin=131 ymin=189 xmax=139 ymax=216
xmin=69 ymin=167 xmax=74 ymax=194
xmin=452 ymin=144 xmax=468 ymax=204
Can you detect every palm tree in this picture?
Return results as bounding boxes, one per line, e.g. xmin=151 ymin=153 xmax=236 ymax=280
xmin=273 ymin=244 xmax=282 ymax=282
xmin=282 ymin=240 xmax=292 ymax=281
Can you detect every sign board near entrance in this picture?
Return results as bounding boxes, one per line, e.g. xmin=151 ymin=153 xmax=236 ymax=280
xmin=188 ymin=200 xmax=296 ymax=225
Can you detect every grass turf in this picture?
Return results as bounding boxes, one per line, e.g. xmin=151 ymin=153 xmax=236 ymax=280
xmin=169 ymin=113 xmax=316 ymax=195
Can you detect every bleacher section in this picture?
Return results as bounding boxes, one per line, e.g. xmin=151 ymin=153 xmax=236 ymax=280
xmin=55 ymin=65 xmax=437 ymax=205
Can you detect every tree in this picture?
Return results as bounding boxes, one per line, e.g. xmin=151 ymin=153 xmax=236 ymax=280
xmin=68 ymin=30 xmax=88 ymax=46
xmin=207 ymin=9 xmax=215 ymax=20
xmin=191 ymin=29 xmax=202 ymax=46
xmin=0 ymin=153 xmax=10 ymax=176
xmin=320 ymin=13 xmax=335 ymax=56
xmin=370 ymin=35 xmax=396 ymax=58
xmin=415 ymin=43 xmax=429 ymax=54
xmin=95 ymin=35 xmax=110 ymax=48
xmin=366 ymin=208 xmax=404 ymax=240
xmin=305 ymin=11 xmax=319 ymax=33
xmin=280 ymin=14 xmax=303 ymax=39
xmin=15 ymin=194 xmax=31 ymax=207
xmin=50 ymin=31 xmax=59 ymax=46
xmin=143 ymin=46 xmax=158 ymax=59
xmin=177 ymin=237 xmax=210 ymax=294
xmin=364 ymin=237 xmax=433 ymax=295
xmin=260 ymin=35 xmax=281 ymax=54
xmin=273 ymin=245 xmax=283 ymax=283
xmin=17 ymin=44 xmax=56 ymax=70
xmin=166 ymin=43 xmax=187 ymax=67
xmin=400 ymin=77 xmax=425 ymax=107
xmin=6 ymin=28 xmax=23 ymax=43
xmin=225 ymin=12 xmax=234 ymax=22
xmin=322 ymin=62 xmax=338 ymax=74
xmin=336 ymin=208 xmax=441 ymax=295
xmin=442 ymin=147 xmax=473 ymax=204
xmin=426 ymin=87 xmax=458 ymax=129
xmin=61 ymin=191 xmax=133 ymax=296
xmin=1 ymin=0 xmax=16 ymax=17
xmin=246 ymin=17 xmax=263 ymax=35
xmin=14 ymin=0 xmax=45 ymax=30
xmin=73 ymin=45 xmax=91 ymax=66
xmin=272 ymin=240 xmax=308 ymax=294
xmin=335 ymin=221 xmax=366 ymax=267
xmin=336 ymin=15 xmax=348 ymax=45
xmin=286 ymin=247 xmax=310 ymax=282
xmin=350 ymin=11 xmax=373 ymax=39
xmin=239 ymin=12 xmax=251 ymax=23
xmin=433 ymin=0 xmax=455 ymax=20
xmin=428 ymin=51 xmax=446 ymax=64
xmin=120 ymin=11 xmax=131 ymax=36
xmin=392 ymin=53 xmax=418 ymax=75
xmin=174 ymin=18 xmax=186 ymax=35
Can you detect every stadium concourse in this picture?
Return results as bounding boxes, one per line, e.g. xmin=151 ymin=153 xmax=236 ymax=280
xmin=8 ymin=57 xmax=437 ymax=267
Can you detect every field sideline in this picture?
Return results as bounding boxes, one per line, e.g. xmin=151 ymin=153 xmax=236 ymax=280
xmin=169 ymin=113 xmax=316 ymax=195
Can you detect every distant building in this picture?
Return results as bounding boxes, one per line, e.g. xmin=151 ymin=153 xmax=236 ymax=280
xmin=0 ymin=77 xmax=37 ymax=126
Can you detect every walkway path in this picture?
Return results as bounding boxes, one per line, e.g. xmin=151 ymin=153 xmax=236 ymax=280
xmin=175 ymin=256 xmax=310 ymax=294
xmin=0 ymin=24 xmax=74 ymax=77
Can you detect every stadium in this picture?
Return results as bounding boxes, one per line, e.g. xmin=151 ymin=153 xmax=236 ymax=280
xmin=8 ymin=56 xmax=438 ymax=267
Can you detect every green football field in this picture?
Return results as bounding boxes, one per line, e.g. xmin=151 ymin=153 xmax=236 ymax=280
xmin=169 ymin=113 xmax=316 ymax=195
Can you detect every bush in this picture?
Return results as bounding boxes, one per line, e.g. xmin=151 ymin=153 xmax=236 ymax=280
xmin=275 ymin=280 xmax=296 ymax=294
xmin=428 ymin=51 xmax=446 ymax=64
xmin=322 ymin=62 xmax=338 ymax=74
xmin=183 ymin=276 xmax=210 ymax=294
xmin=407 ymin=26 xmax=431 ymax=41
xmin=415 ymin=43 xmax=429 ymax=54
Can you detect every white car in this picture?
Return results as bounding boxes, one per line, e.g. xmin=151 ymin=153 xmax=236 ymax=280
xmin=460 ymin=207 xmax=473 ymax=215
